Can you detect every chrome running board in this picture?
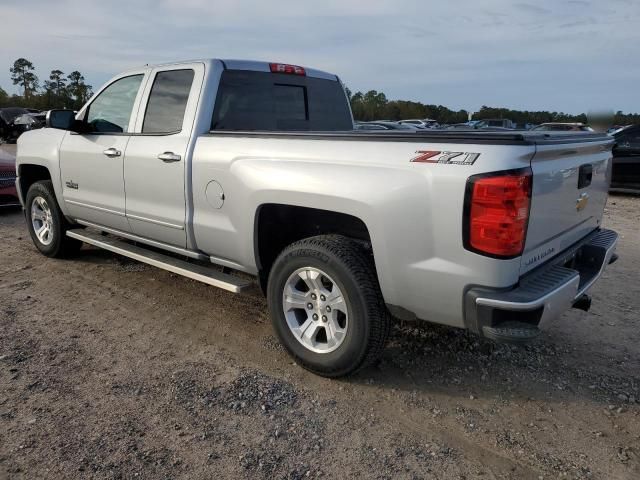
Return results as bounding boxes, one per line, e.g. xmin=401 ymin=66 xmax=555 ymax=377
xmin=66 ymin=229 xmax=253 ymax=294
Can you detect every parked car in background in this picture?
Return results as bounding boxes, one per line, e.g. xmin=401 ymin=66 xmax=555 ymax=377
xmin=611 ymin=125 xmax=640 ymax=192
xmin=447 ymin=122 xmax=513 ymax=132
xmin=398 ymin=119 xmax=439 ymax=129
xmin=0 ymin=147 xmax=19 ymax=206
xmin=355 ymin=121 xmax=419 ymax=131
xmin=477 ymin=119 xmax=515 ymax=129
xmin=0 ymin=107 xmax=31 ymax=143
xmin=608 ymin=125 xmax=631 ymax=135
xmin=447 ymin=123 xmax=476 ymax=130
xmin=13 ymin=112 xmax=47 ymax=133
xmin=531 ymin=123 xmax=594 ymax=132
xmin=354 ymin=122 xmax=386 ymax=131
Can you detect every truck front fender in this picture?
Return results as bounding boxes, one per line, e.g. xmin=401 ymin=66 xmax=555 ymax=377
xmin=16 ymin=129 xmax=68 ymax=212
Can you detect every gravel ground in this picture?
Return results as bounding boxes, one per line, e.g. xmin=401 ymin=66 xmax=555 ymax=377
xmin=1 ymin=144 xmax=639 ymax=479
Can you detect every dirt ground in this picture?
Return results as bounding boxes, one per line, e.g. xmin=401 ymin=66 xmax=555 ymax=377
xmin=1 ymin=144 xmax=639 ymax=479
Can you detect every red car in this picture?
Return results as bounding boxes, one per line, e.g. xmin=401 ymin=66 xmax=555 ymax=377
xmin=0 ymin=147 xmax=19 ymax=207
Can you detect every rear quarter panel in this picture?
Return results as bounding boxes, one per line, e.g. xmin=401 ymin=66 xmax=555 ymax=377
xmin=191 ymin=135 xmax=536 ymax=327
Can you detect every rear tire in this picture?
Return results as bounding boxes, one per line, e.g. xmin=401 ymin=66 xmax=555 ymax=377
xmin=25 ymin=180 xmax=81 ymax=258
xmin=267 ymin=235 xmax=390 ymax=377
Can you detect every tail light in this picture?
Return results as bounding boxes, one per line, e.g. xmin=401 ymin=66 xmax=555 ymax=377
xmin=463 ymin=168 xmax=532 ymax=258
xmin=269 ymin=63 xmax=306 ymax=76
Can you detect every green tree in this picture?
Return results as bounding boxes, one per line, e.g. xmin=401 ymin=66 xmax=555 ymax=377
xmin=613 ymin=110 xmax=640 ymax=125
xmin=66 ymin=71 xmax=93 ymax=109
xmin=349 ymin=90 xmax=389 ymax=121
xmin=0 ymin=85 xmax=8 ymax=107
xmin=42 ymin=69 xmax=72 ymax=109
xmin=10 ymin=58 xmax=39 ymax=99
xmin=44 ymin=70 xmax=67 ymax=97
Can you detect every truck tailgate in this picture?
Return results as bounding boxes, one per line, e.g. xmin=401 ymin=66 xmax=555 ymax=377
xmin=521 ymin=136 xmax=613 ymax=275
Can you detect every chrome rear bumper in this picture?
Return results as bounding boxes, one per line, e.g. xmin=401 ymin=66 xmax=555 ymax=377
xmin=464 ymin=228 xmax=618 ymax=342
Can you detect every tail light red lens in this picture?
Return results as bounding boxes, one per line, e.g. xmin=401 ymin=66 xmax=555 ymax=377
xmin=269 ymin=63 xmax=306 ymax=76
xmin=463 ymin=168 xmax=532 ymax=258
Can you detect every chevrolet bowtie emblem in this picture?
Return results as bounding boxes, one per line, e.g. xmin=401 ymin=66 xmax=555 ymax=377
xmin=576 ymin=192 xmax=589 ymax=211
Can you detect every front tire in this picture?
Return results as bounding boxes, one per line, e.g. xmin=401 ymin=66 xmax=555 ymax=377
xmin=267 ymin=235 xmax=390 ymax=377
xmin=25 ymin=180 xmax=81 ymax=258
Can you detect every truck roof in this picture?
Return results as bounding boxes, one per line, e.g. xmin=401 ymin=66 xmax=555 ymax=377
xmin=127 ymin=58 xmax=339 ymax=81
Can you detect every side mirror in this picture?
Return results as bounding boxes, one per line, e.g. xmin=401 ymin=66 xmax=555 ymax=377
xmin=46 ymin=109 xmax=76 ymax=130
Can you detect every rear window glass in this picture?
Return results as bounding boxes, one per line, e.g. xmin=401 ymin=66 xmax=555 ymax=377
xmin=143 ymin=69 xmax=194 ymax=134
xmin=211 ymin=70 xmax=352 ymax=131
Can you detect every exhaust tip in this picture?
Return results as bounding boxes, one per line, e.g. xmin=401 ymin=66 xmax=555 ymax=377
xmin=572 ymin=294 xmax=592 ymax=312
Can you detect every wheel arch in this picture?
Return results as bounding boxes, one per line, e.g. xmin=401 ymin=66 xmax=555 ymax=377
xmin=17 ymin=164 xmax=52 ymax=204
xmin=253 ymin=203 xmax=374 ymax=293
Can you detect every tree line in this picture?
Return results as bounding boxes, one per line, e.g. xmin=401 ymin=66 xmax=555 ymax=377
xmin=346 ymin=88 xmax=640 ymax=126
xmin=1 ymin=58 xmax=638 ymax=126
xmin=0 ymin=58 xmax=93 ymax=111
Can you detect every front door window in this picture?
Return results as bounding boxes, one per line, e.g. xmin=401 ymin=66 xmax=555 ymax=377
xmin=86 ymin=75 xmax=144 ymax=133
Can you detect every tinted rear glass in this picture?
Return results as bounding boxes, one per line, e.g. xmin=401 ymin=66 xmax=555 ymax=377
xmin=143 ymin=69 xmax=194 ymax=133
xmin=211 ymin=70 xmax=352 ymax=131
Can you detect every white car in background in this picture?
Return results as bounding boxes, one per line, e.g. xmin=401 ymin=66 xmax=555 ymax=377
xmin=398 ymin=119 xmax=440 ymax=129
xmin=531 ymin=123 xmax=594 ymax=132
xmin=355 ymin=121 xmax=420 ymax=131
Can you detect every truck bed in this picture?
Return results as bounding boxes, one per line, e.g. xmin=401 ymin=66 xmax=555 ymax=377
xmin=206 ymin=129 xmax=611 ymax=146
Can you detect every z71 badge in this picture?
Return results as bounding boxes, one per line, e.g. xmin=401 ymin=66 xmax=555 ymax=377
xmin=410 ymin=150 xmax=480 ymax=165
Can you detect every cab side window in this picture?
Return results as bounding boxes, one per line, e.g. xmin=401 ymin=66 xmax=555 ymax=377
xmin=142 ymin=69 xmax=195 ymax=134
xmin=85 ymin=75 xmax=144 ymax=133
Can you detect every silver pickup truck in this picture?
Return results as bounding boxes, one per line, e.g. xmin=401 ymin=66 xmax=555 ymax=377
xmin=15 ymin=59 xmax=618 ymax=377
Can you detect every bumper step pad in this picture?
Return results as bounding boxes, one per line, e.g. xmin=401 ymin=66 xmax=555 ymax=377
xmin=466 ymin=228 xmax=618 ymax=344
xmin=482 ymin=321 xmax=541 ymax=343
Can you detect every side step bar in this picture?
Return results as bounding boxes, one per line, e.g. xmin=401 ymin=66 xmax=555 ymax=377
xmin=66 ymin=229 xmax=253 ymax=293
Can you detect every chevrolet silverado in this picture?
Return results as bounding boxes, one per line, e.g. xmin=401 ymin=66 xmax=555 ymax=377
xmin=15 ymin=59 xmax=618 ymax=377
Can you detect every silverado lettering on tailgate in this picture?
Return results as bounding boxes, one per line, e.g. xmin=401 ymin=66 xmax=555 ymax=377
xmin=524 ymin=246 xmax=556 ymax=268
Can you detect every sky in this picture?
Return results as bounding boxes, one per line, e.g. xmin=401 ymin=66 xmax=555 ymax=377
xmin=1 ymin=0 xmax=638 ymax=114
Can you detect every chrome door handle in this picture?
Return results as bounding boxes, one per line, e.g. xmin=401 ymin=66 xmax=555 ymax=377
xmin=103 ymin=148 xmax=121 ymax=157
xmin=157 ymin=152 xmax=181 ymax=163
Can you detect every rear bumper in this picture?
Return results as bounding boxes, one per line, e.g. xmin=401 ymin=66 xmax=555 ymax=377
xmin=464 ymin=228 xmax=618 ymax=342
